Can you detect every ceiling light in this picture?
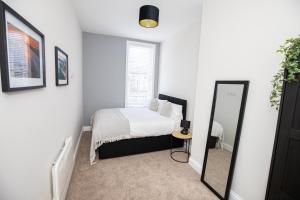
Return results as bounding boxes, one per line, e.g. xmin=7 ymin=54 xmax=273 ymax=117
xmin=139 ymin=5 xmax=159 ymax=28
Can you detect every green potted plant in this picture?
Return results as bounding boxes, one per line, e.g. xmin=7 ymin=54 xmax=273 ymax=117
xmin=270 ymin=35 xmax=300 ymax=110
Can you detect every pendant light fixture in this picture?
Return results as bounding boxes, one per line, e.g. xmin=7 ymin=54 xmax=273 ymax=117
xmin=139 ymin=5 xmax=159 ymax=28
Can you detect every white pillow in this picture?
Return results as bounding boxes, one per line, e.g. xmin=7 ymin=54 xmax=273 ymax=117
xmin=170 ymin=103 xmax=183 ymax=117
xmin=158 ymin=101 xmax=172 ymax=117
xmin=149 ymin=98 xmax=159 ymax=112
xmin=157 ymin=99 xmax=168 ymax=113
xmin=170 ymin=103 xmax=183 ymax=131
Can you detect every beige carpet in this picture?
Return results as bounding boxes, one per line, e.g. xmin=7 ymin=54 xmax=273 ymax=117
xmin=204 ymin=149 xmax=232 ymax=197
xmin=66 ymin=132 xmax=218 ymax=200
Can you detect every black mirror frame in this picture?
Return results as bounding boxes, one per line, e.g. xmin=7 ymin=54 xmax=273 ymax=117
xmin=201 ymin=80 xmax=249 ymax=200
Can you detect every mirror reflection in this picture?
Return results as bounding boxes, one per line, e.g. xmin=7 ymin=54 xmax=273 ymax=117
xmin=202 ymin=82 xmax=248 ymax=199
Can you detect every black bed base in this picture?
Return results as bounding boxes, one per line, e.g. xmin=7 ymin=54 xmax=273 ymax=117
xmin=98 ymin=134 xmax=183 ymax=159
xmin=98 ymin=94 xmax=187 ymax=159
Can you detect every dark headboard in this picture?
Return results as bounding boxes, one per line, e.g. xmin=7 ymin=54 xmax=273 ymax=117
xmin=158 ymin=94 xmax=187 ymax=120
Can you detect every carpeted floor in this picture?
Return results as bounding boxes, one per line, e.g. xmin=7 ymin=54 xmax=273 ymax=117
xmin=66 ymin=132 xmax=218 ymax=200
xmin=204 ymin=149 xmax=232 ymax=197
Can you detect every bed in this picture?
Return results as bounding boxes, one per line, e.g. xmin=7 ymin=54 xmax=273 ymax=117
xmin=208 ymin=121 xmax=224 ymax=149
xmin=90 ymin=94 xmax=187 ymax=163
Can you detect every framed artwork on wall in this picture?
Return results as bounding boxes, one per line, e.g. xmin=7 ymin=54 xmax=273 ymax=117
xmin=55 ymin=47 xmax=68 ymax=86
xmin=0 ymin=2 xmax=46 ymax=92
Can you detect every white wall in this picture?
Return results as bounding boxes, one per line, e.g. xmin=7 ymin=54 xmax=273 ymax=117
xmin=0 ymin=0 xmax=83 ymax=200
xmin=159 ymin=21 xmax=201 ymax=122
xmin=191 ymin=0 xmax=300 ymax=199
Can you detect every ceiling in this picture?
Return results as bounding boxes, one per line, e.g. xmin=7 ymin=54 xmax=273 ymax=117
xmin=71 ymin=0 xmax=202 ymax=42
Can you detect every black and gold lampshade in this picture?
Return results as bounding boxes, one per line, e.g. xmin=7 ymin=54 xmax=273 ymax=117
xmin=139 ymin=5 xmax=159 ymax=28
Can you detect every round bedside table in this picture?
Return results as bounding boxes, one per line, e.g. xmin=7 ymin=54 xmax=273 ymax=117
xmin=170 ymin=131 xmax=192 ymax=163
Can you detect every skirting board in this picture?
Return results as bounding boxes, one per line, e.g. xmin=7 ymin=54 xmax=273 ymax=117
xmin=229 ymin=191 xmax=243 ymax=200
xmin=189 ymin=156 xmax=202 ymax=175
xmin=188 ymin=156 xmax=243 ymax=200
xmin=73 ymin=129 xmax=83 ymax=160
xmin=82 ymin=126 xmax=92 ymax=132
xmin=223 ymin=143 xmax=233 ymax=152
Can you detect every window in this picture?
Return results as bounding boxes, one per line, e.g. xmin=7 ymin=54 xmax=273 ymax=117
xmin=125 ymin=41 xmax=156 ymax=107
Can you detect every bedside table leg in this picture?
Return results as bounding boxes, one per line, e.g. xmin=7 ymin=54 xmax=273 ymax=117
xmin=185 ymin=139 xmax=189 ymax=162
xmin=170 ymin=137 xmax=191 ymax=163
xmin=170 ymin=135 xmax=173 ymax=154
xmin=187 ymin=139 xmax=190 ymax=161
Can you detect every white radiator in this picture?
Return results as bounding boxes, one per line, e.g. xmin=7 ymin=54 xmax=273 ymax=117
xmin=52 ymin=137 xmax=73 ymax=200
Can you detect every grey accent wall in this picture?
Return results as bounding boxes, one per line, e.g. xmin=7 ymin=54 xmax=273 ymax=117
xmin=83 ymin=32 xmax=160 ymax=125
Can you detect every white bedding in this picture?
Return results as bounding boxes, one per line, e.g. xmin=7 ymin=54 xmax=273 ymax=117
xmin=90 ymin=107 xmax=179 ymax=164
xmin=90 ymin=109 xmax=131 ymax=164
xmin=120 ymin=108 xmax=176 ymax=137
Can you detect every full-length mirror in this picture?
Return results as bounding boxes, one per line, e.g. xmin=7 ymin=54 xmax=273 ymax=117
xmin=201 ymin=81 xmax=249 ymax=200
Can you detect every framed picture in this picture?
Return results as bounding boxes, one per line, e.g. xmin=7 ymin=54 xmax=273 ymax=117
xmin=0 ymin=2 xmax=46 ymax=92
xmin=55 ymin=47 xmax=68 ymax=86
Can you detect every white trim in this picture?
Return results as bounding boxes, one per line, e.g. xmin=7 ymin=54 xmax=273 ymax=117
xmin=73 ymin=129 xmax=83 ymax=160
xmin=82 ymin=126 xmax=92 ymax=132
xmin=229 ymin=191 xmax=243 ymax=200
xmin=125 ymin=40 xmax=156 ymax=107
xmin=125 ymin=41 xmax=129 ymax=107
xmin=188 ymin=156 xmax=202 ymax=175
xmin=223 ymin=143 xmax=233 ymax=152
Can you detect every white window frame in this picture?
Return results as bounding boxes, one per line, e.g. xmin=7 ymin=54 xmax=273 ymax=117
xmin=125 ymin=40 xmax=156 ymax=107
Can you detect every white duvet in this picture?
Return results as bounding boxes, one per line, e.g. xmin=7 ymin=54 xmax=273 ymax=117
xmin=90 ymin=108 xmax=178 ymax=164
xmin=120 ymin=108 xmax=176 ymax=137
